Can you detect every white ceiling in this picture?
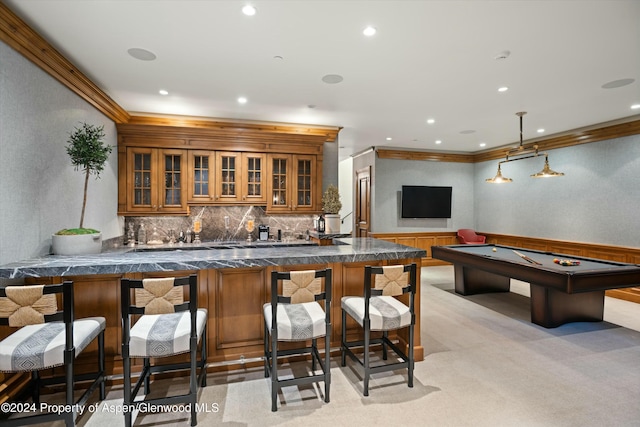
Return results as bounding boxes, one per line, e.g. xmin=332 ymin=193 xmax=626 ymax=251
xmin=5 ymin=0 xmax=640 ymax=160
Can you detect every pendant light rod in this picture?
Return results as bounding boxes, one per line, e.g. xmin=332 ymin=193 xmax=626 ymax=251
xmin=486 ymin=111 xmax=565 ymax=183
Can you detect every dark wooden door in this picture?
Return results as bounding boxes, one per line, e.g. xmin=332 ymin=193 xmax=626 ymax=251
xmin=355 ymin=166 xmax=370 ymax=237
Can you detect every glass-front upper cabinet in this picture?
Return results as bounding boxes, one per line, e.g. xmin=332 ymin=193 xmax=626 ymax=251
xmin=267 ymin=154 xmax=317 ymax=213
xmin=188 ymin=151 xmax=215 ymax=203
xmin=242 ymin=153 xmax=266 ymax=204
xmin=215 ymin=152 xmax=242 ymax=203
xmin=126 ymin=147 xmax=188 ymax=214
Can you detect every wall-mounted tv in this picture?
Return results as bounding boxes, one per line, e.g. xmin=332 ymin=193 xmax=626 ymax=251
xmin=401 ymin=185 xmax=452 ymax=219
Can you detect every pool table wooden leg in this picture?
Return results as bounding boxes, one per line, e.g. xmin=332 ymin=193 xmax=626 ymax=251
xmin=530 ymin=284 xmax=605 ymax=328
xmin=455 ymin=265 xmax=511 ymax=295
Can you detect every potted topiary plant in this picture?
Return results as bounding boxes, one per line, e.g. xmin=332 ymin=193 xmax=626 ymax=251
xmin=51 ymin=122 xmax=113 ymax=255
xmin=321 ymin=184 xmax=342 ymax=233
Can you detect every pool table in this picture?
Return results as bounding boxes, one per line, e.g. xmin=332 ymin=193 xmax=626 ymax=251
xmin=431 ymin=244 xmax=640 ymax=328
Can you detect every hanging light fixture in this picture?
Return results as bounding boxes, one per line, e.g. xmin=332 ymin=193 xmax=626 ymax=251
xmin=485 ymin=164 xmax=512 ymax=183
xmin=486 ymin=112 xmax=564 ymax=183
xmin=530 ymin=155 xmax=565 ymax=178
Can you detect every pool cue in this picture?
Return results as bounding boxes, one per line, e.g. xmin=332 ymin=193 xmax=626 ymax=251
xmin=512 ymin=250 xmax=543 ymax=265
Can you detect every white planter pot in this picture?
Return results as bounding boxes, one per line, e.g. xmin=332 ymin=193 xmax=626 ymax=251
xmin=51 ymin=233 xmax=102 ymax=255
xmin=324 ymin=214 xmax=341 ymax=234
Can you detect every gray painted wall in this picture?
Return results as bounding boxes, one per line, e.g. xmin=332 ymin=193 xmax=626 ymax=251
xmin=370 ymin=134 xmax=639 ymax=248
xmin=475 ymin=135 xmax=640 ymax=247
xmin=373 ymin=158 xmax=475 ymax=232
xmin=0 ymin=40 xmax=120 ymax=264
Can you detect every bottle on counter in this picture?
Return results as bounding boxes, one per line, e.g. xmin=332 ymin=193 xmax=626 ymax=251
xmin=127 ymin=223 xmax=136 ymax=246
xmin=317 ymin=214 xmax=325 ymax=233
xmin=138 ymin=222 xmax=147 ymax=245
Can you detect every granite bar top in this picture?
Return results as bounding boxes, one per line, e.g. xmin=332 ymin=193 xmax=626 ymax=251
xmin=0 ymin=238 xmax=425 ymax=279
xmin=309 ymin=231 xmax=352 ymax=240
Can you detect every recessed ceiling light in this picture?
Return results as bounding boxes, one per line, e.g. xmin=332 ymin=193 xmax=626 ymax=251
xmin=537 ymin=128 xmax=545 ymax=133
xmin=494 ymin=50 xmax=511 ymax=60
xmin=273 ymin=55 xmax=284 ymax=60
xmin=159 ymin=89 xmax=169 ymax=96
xmin=601 ymin=78 xmax=635 ymax=89
xmin=479 ymin=143 xmax=486 ymax=148
xmin=426 ymin=118 xmax=435 ymax=124
xmin=237 ymin=97 xmax=248 ymax=104
xmin=363 ymin=26 xmax=377 ymax=36
xmin=242 ymin=5 xmax=257 ymax=16
xmin=386 ymin=137 xmax=392 ymax=141
xmin=127 ymin=48 xmax=156 ymax=61
xmin=498 ymin=86 xmax=509 ymax=92
xmin=322 ymin=74 xmax=344 ymax=84
xmin=631 ymin=104 xmax=640 ymax=110
xmin=435 ymin=140 xmax=442 ymax=144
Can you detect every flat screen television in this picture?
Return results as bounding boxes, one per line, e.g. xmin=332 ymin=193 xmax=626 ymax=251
xmin=401 ymin=185 xmax=452 ymax=218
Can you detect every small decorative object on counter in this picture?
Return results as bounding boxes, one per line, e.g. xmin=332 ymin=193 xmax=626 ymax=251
xmin=126 ymin=223 xmax=136 ymax=247
xmin=193 ymin=219 xmax=202 ymax=244
xmin=147 ymin=227 xmax=163 ymax=245
xmin=277 ymin=229 xmax=282 ymax=241
xmin=318 ymin=214 xmax=326 ymax=233
xmin=137 ymin=223 xmax=147 ymax=245
xmin=185 ymin=228 xmax=192 ymax=244
xmin=245 ymin=214 xmax=256 ymax=242
xmin=178 ymin=230 xmax=186 ymax=244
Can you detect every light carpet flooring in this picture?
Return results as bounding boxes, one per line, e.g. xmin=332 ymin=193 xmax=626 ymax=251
xmin=13 ymin=266 xmax=640 ymax=426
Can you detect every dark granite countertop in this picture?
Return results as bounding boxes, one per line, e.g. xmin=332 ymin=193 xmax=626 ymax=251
xmin=309 ymin=231 xmax=352 ymax=240
xmin=0 ymin=238 xmax=425 ymax=279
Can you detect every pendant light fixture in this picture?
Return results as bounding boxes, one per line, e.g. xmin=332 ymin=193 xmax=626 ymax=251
xmin=486 ymin=112 xmax=564 ymax=183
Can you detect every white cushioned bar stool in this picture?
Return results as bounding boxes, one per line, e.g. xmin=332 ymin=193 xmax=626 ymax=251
xmin=120 ymin=274 xmax=207 ymax=427
xmin=0 ymin=281 xmax=105 ymax=426
xmin=341 ymin=263 xmax=417 ymax=396
xmin=263 ymin=268 xmax=332 ymax=411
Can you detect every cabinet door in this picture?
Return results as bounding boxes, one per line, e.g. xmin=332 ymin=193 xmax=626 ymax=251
xmin=188 ymin=151 xmax=216 ymax=203
xmin=293 ymin=155 xmax=316 ymax=211
xmin=242 ymin=153 xmax=266 ymax=204
xmin=215 ymin=152 xmax=242 ymax=203
xmin=267 ymin=154 xmax=292 ymax=212
xmin=126 ymin=147 xmax=158 ymax=213
xmin=159 ymin=149 xmax=188 ymax=213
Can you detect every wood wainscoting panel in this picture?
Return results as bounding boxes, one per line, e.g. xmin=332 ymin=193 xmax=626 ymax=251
xmin=214 ymin=267 xmax=266 ymax=356
xmin=369 ymin=232 xmax=457 ymax=266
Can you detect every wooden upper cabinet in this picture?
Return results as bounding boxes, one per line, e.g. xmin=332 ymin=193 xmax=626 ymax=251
xmin=242 ymin=153 xmax=267 ymax=204
xmin=267 ymin=154 xmax=318 ymax=213
xmin=117 ymin=119 xmax=337 ymax=215
xmin=125 ymin=147 xmax=188 ymax=214
xmin=187 ymin=151 xmax=215 ymax=203
xmin=187 ymin=152 xmax=265 ymax=205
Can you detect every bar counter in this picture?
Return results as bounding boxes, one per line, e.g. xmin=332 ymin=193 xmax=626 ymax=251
xmin=0 ymin=237 xmax=426 ymax=377
xmin=0 ymin=238 xmax=423 ymax=279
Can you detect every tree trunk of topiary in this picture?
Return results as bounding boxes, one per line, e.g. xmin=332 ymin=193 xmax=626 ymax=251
xmin=80 ymin=167 xmax=90 ymax=229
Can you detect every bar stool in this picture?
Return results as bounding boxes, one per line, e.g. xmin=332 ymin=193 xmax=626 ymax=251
xmin=263 ymin=268 xmax=332 ymax=411
xmin=341 ymin=263 xmax=417 ymax=396
xmin=0 ymin=281 xmax=105 ymax=426
xmin=120 ymin=274 xmax=207 ymax=427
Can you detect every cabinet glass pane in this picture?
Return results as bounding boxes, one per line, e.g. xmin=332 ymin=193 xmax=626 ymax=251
xmin=247 ymin=157 xmax=262 ymax=197
xmin=133 ymin=153 xmax=152 ymax=206
xmin=272 ymin=158 xmax=287 ymax=205
xmin=193 ymin=155 xmax=209 ymax=196
xmin=297 ymin=159 xmax=312 ymax=206
xmin=221 ymin=156 xmax=237 ymax=196
xmin=164 ymin=154 xmax=181 ymax=205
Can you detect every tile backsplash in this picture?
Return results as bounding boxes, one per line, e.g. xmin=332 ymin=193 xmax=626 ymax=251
xmin=122 ymin=206 xmax=316 ymax=245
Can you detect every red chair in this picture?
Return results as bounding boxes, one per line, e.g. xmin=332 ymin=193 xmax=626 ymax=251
xmin=457 ymin=229 xmax=486 ymax=244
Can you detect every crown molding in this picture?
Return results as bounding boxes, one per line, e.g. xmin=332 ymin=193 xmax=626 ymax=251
xmin=0 ymin=3 xmax=130 ymax=123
